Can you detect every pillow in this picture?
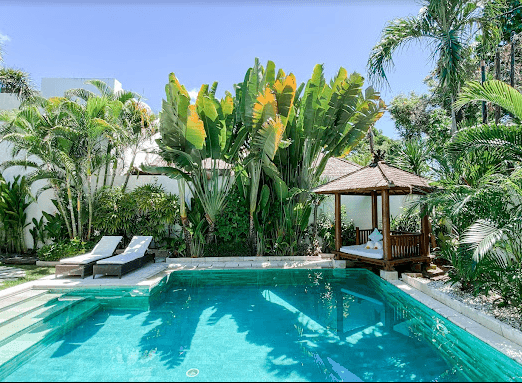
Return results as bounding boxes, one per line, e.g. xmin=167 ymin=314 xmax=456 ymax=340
xmin=368 ymin=228 xmax=383 ymax=242
xmin=374 ymin=241 xmax=383 ymax=250
xmin=365 ymin=241 xmax=375 ymax=249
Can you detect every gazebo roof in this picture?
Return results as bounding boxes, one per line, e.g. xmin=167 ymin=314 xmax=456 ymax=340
xmin=321 ymin=156 xmax=362 ymax=180
xmin=313 ymin=161 xmax=433 ymax=195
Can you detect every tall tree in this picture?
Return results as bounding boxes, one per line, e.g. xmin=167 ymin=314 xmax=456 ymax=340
xmin=0 ymin=95 xmax=123 ymax=241
xmin=368 ymin=0 xmax=503 ymax=133
xmin=66 ymin=80 xmax=139 ymax=188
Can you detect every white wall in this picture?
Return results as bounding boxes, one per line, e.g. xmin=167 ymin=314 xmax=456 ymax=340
xmin=317 ymin=193 xmax=419 ymax=230
xmin=20 ymin=174 xmax=185 ymax=250
xmin=0 ymin=93 xmax=21 ymax=111
xmin=40 ymin=78 xmax=122 ymax=99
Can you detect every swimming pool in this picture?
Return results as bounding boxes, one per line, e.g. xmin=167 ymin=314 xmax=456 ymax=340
xmin=1 ymin=269 xmax=522 ymax=382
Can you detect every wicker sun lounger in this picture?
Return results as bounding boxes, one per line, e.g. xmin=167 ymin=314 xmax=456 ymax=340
xmin=92 ymin=236 xmax=154 ymax=279
xmin=55 ymin=236 xmax=123 ymax=279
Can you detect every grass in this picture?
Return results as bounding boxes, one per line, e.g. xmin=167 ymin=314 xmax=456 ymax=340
xmin=0 ymin=265 xmax=55 ymax=291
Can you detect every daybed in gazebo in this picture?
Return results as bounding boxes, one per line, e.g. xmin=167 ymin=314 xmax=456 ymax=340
xmin=313 ymin=159 xmax=434 ymax=271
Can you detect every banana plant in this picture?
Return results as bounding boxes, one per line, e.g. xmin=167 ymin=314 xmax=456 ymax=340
xmin=236 ymin=60 xmax=386 ymax=255
xmin=145 ymin=73 xmax=242 ymax=254
xmin=234 ymin=59 xmax=297 ymax=253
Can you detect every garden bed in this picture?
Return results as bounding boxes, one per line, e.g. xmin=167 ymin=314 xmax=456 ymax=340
xmin=402 ymin=273 xmax=522 ymax=347
xmin=428 ymin=278 xmax=522 ymax=332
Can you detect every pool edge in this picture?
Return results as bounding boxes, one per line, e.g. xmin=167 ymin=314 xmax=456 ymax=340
xmin=385 ymin=277 xmax=522 ymax=365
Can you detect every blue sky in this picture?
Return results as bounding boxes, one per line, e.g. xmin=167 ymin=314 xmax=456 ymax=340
xmin=0 ymin=0 xmax=433 ymax=138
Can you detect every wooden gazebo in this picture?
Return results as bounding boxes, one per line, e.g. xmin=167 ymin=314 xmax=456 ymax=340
xmin=313 ymin=160 xmax=434 ymax=271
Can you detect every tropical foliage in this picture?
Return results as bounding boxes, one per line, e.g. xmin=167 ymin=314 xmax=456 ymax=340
xmin=0 ymin=81 xmax=155 ymax=244
xmin=92 ymin=184 xmax=180 ymax=246
xmin=148 ymin=59 xmax=385 ymax=257
xmin=0 ymin=68 xmax=37 ymax=103
xmin=368 ymin=0 xmax=504 ymax=132
xmin=0 ymin=175 xmax=32 ymax=254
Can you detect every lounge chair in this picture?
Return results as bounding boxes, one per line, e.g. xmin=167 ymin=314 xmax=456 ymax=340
xmin=55 ymin=236 xmax=123 ymax=279
xmin=92 ymin=236 xmax=154 ymax=279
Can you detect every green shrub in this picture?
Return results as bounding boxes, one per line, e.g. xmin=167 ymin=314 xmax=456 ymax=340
xmin=315 ymin=206 xmax=356 ymax=253
xmin=37 ymin=238 xmax=95 ymax=261
xmin=391 ymin=212 xmax=420 ymax=232
xmin=206 ymin=186 xmax=250 ymax=257
xmin=0 ymin=175 xmax=32 ymax=254
xmin=92 ymin=184 xmax=180 ymax=247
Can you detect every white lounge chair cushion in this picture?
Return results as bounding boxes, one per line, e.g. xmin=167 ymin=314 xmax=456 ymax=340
xmin=96 ymin=236 xmax=153 ymax=265
xmin=60 ymin=236 xmax=123 ymax=265
xmin=340 ymin=245 xmax=384 ymax=260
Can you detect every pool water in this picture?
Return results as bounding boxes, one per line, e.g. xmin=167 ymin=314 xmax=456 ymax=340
xmin=3 ymin=269 xmax=522 ymax=382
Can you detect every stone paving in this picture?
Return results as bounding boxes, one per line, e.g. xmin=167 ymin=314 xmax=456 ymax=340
xmin=0 ymin=266 xmax=26 ymax=284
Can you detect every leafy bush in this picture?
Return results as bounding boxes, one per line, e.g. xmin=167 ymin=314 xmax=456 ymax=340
xmin=391 ymin=212 xmax=420 ymax=232
xmin=92 ymin=184 xmax=180 ymax=246
xmin=0 ymin=175 xmax=32 ymax=254
xmin=37 ymin=238 xmax=96 ymax=261
xmin=205 ymin=186 xmax=250 ymax=257
xmin=315 ymin=206 xmax=356 ymax=253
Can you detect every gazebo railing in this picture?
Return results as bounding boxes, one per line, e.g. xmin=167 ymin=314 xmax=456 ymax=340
xmin=355 ymin=227 xmax=425 ymax=259
xmin=390 ymin=233 xmax=422 ymax=259
xmin=355 ymin=228 xmax=374 ymax=245
xmin=355 ymin=228 xmax=421 ymax=245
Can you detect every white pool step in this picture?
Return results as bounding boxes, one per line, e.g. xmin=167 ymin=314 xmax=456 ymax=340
xmin=0 ymin=299 xmax=100 ymax=381
xmin=0 ymin=296 xmax=86 ymax=348
xmin=0 ymin=290 xmax=49 ymax=312
xmin=0 ymin=294 xmax=63 ymax=327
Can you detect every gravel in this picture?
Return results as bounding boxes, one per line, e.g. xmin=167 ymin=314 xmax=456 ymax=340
xmin=428 ymin=277 xmax=522 ymax=331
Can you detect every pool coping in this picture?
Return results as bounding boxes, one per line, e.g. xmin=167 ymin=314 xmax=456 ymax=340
xmin=389 ymin=276 xmax=522 ymax=365
xmin=0 ymin=255 xmax=341 ymax=299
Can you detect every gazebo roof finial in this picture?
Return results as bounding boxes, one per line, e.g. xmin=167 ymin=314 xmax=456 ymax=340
xmin=370 ymin=149 xmax=386 ymax=167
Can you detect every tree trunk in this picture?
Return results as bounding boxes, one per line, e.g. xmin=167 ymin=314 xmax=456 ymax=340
xmin=205 ymin=213 xmax=215 ymax=245
xmin=450 ymin=94 xmax=457 ymax=134
xmin=122 ymin=146 xmax=138 ymax=193
xmin=52 ymin=183 xmax=73 ymax=239
xmin=109 ymin=152 xmax=118 ymax=188
xmin=77 ymin=191 xmax=82 ymax=240
xmin=178 ymin=180 xmax=192 ymax=257
xmin=249 ymin=215 xmax=258 ymax=256
xmin=103 ymin=143 xmax=112 ymax=188
xmin=66 ymin=177 xmax=77 ymax=239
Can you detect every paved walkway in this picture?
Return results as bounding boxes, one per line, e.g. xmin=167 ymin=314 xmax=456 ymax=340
xmin=0 ymin=266 xmax=26 ymax=284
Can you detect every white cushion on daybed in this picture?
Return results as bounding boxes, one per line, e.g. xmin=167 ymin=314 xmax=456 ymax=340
xmin=60 ymin=236 xmax=123 ymax=265
xmin=339 ymin=245 xmax=384 ymax=260
xmin=96 ymin=236 xmax=153 ymax=265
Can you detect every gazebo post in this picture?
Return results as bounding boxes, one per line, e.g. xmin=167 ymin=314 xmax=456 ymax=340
xmin=381 ymin=189 xmax=393 ymax=270
xmin=371 ymin=191 xmax=378 ymax=229
xmin=335 ymin=193 xmax=342 ymax=252
xmin=421 ymin=209 xmax=430 ymax=257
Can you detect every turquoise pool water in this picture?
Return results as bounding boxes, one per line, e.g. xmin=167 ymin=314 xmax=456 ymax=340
xmin=2 ymin=269 xmax=522 ymax=382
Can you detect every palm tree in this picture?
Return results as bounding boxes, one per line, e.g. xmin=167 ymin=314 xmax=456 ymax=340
xmin=0 ymin=68 xmax=37 ymax=103
xmin=418 ymin=79 xmax=522 ymax=273
xmin=65 ymin=80 xmax=139 ymax=188
xmin=368 ymin=0 xmax=502 ymax=133
xmin=392 ymin=139 xmax=433 ymax=177
xmin=0 ymin=95 xmax=122 ymax=241
xmin=451 ymin=80 xmax=522 ymax=163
